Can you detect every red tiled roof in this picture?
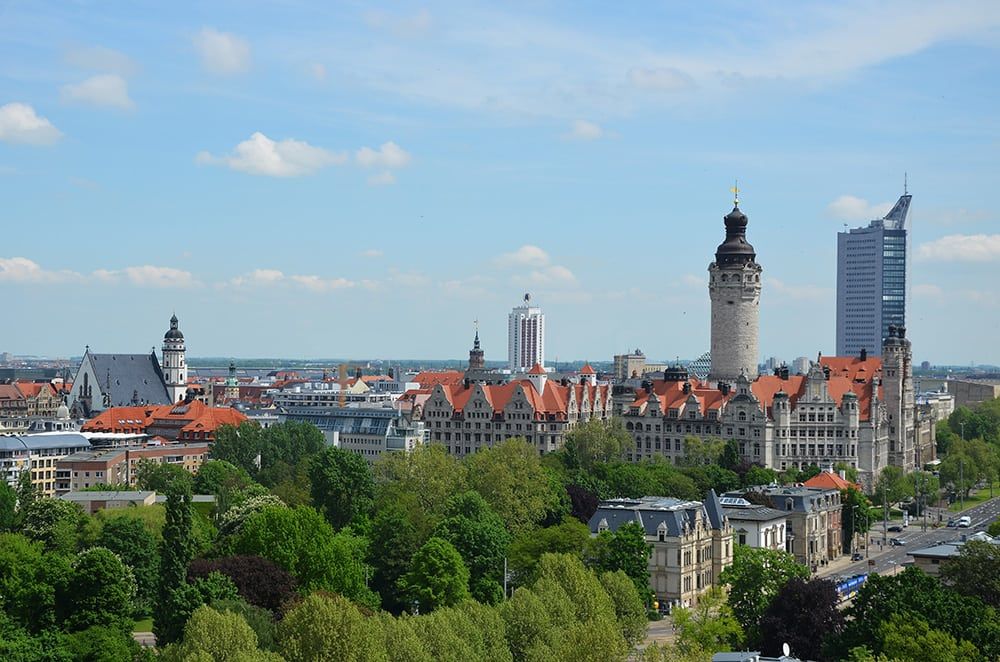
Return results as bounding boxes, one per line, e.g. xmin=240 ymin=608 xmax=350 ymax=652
xmin=14 ymin=382 xmax=54 ymax=398
xmin=819 ymin=356 xmax=883 ymax=382
xmin=579 ymin=363 xmax=596 ymax=375
xmin=413 ymin=370 xmax=466 ymax=387
xmin=433 ymin=379 xmax=609 ymax=420
xmin=804 ymin=470 xmax=860 ymax=491
xmin=528 ymin=363 xmax=546 ymax=375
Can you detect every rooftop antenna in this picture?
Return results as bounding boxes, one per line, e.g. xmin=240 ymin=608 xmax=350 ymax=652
xmin=904 ymin=172 xmax=908 ymax=195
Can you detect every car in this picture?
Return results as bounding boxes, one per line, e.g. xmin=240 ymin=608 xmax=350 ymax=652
xmin=887 ymin=525 xmax=903 ymax=532
xmin=957 ymin=516 xmax=972 ymax=528
xmin=851 ymin=552 xmax=864 ymax=561
xmin=889 ymin=538 xmax=905 ymax=546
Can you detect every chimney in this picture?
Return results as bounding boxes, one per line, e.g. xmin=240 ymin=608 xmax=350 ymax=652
xmin=860 ymin=348 xmax=867 ymax=361
xmin=720 ymin=382 xmax=731 ymax=396
xmin=779 ymin=366 xmax=789 ymax=380
xmin=463 ymin=378 xmax=471 ymax=390
xmin=823 ymin=366 xmax=831 ymax=380
xmin=683 ymin=381 xmax=692 ymax=395
xmin=561 ymin=378 xmax=569 ymax=387
xmin=839 ymin=469 xmax=847 ymax=480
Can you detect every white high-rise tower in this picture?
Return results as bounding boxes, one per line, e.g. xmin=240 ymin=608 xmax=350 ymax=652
xmin=162 ymin=314 xmax=188 ymax=403
xmin=708 ymin=192 xmax=762 ymax=384
xmin=508 ymin=293 xmax=545 ymax=373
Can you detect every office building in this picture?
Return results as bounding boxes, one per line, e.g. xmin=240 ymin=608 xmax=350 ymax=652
xmin=836 ymin=191 xmax=911 ymax=357
xmin=508 ymin=293 xmax=544 ymax=373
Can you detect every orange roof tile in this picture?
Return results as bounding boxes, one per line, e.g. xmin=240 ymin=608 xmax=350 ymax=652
xmin=528 ymin=363 xmax=546 ymax=375
xmin=413 ymin=370 xmax=466 ymax=387
xmin=579 ymin=363 xmax=596 ymax=375
xmin=804 ymin=470 xmax=860 ymax=491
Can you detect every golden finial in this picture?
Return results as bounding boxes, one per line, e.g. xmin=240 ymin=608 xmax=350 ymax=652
xmin=730 ymin=180 xmax=740 ymax=206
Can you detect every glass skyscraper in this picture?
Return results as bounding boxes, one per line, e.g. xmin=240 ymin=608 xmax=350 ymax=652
xmin=836 ymin=192 xmax=911 ymax=357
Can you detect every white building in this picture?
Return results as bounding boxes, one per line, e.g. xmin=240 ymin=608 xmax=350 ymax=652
xmin=721 ymin=496 xmax=788 ymax=551
xmin=0 ymin=431 xmax=92 ymax=496
xmin=508 ymin=293 xmax=545 ymax=373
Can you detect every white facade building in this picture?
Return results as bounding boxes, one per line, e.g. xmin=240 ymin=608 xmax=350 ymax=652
xmin=162 ymin=314 xmax=188 ymax=404
xmin=721 ymin=496 xmax=788 ymax=551
xmin=508 ymin=293 xmax=545 ymax=373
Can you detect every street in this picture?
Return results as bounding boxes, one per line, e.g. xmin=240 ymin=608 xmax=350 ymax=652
xmin=818 ymin=495 xmax=1000 ymax=580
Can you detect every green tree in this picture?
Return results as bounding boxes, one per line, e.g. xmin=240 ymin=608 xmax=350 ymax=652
xmin=562 ymin=418 xmax=634 ymax=470
xmin=672 ymin=587 xmax=743 ymax=656
xmin=679 ymin=435 xmax=726 ymax=466
xmin=97 ymin=516 xmax=159 ymax=615
xmin=374 ymin=443 xmax=467 ymax=537
xmin=309 ymin=446 xmax=376 ymax=530
xmin=433 ymin=491 xmax=511 ymax=603
xmin=599 ymin=570 xmax=648 ymax=648
xmin=260 ymin=421 xmax=326 ymax=470
xmin=161 ymin=605 xmax=279 ymax=662
xmin=871 ymin=465 xmax=913 ymax=506
xmin=940 ymin=539 xmax=1000 ymax=608
xmin=877 ymin=614 xmax=978 ymax=662
xmin=134 ymin=459 xmax=192 ymax=492
xmin=758 ymin=578 xmax=843 ymax=661
xmin=508 ymin=518 xmax=591 ymax=586
xmin=212 ymin=421 xmax=265 ymax=476
xmin=369 ymin=505 xmax=421 ymax=613
xmin=232 ymin=504 xmax=377 ymax=608
xmin=194 ymin=459 xmax=254 ymax=497
xmin=155 ymin=482 xmax=195 ymax=645
xmin=499 ymin=587 xmax=556 ymax=660
xmin=66 ymin=547 xmax=136 ymax=633
xmin=0 ymin=532 xmax=72 ymax=632
xmin=15 ymin=470 xmax=38 ymax=520
xmin=842 ymin=487 xmax=873 ymax=553
xmin=20 ymin=497 xmax=84 ymax=554
xmin=466 ymin=437 xmax=560 ymax=534
xmin=744 ymin=464 xmax=779 ymax=488
xmin=587 ymin=521 xmax=651 ymax=600
xmin=940 ymin=450 xmax=978 ymax=500
xmin=834 ymin=461 xmax=860 ymax=484
xmin=64 ymin=625 xmax=144 ymax=662
xmin=0 ymin=481 xmax=16 ymax=531
xmin=719 ymin=545 xmax=809 ymax=647
xmin=987 ymin=520 xmax=1000 ymax=537
xmin=399 ymin=537 xmax=470 ymax=612
xmin=278 ymin=593 xmax=387 ymax=662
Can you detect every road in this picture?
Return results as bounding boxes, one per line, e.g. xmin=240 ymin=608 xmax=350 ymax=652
xmin=818 ymin=495 xmax=1000 ymax=580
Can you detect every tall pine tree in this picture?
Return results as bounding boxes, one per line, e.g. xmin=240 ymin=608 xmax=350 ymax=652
xmin=154 ymin=481 xmax=194 ymax=644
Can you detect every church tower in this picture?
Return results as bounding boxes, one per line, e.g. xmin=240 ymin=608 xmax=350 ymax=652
xmin=162 ymin=314 xmax=188 ymax=403
xmin=708 ymin=191 xmax=762 ymax=384
xmin=469 ymin=322 xmax=485 ymax=371
xmin=882 ymin=325 xmax=915 ymax=471
xmin=224 ymin=360 xmax=240 ymax=403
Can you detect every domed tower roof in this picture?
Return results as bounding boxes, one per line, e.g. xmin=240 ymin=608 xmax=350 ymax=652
xmin=164 ymin=314 xmax=184 ymax=341
xmin=715 ymin=204 xmax=756 ymax=267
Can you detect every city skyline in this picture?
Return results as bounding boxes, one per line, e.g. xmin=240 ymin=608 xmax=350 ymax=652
xmin=2 ymin=2 xmax=999 ymax=363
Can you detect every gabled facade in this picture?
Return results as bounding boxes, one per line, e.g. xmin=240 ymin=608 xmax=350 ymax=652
xmin=420 ymin=372 xmax=612 ymax=457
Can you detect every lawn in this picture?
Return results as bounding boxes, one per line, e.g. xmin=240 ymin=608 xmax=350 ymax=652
xmin=133 ymin=617 xmax=153 ymax=632
xmin=948 ymin=490 xmax=996 ymax=512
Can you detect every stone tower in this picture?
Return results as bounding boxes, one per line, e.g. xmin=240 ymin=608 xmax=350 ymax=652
xmin=882 ymin=324 xmax=915 ymax=471
xmin=469 ymin=324 xmax=485 ymax=371
xmin=162 ymin=314 xmax=188 ymax=404
xmin=708 ymin=199 xmax=762 ymax=384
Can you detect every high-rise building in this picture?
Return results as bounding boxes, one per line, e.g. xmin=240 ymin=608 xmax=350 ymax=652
xmin=708 ymin=196 xmax=762 ymax=384
xmin=836 ymin=191 xmax=911 ymax=357
xmin=508 ymin=293 xmax=544 ymax=373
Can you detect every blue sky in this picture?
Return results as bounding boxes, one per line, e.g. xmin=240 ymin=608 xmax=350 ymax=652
xmin=1 ymin=1 xmax=998 ymax=364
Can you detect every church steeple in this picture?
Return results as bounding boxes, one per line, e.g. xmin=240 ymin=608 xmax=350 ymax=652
xmin=162 ymin=313 xmax=188 ymax=403
xmin=468 ymin=320 xmax=485 ymax=371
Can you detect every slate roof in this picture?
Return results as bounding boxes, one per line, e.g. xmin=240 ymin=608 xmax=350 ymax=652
xmin=87 ymin=352 xmax=171 ymax=406
xmin=0 ymin=432 xmax=91 ymax=452
xmin=724 ymin=505 xmax=789 ymax=522
xmin=588 ymin=492 xmax=728 ymax=538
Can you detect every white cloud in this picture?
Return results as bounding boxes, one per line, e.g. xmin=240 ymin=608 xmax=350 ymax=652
xmin=0 ymin=103 xmax=62 ymax=145
xmin=367 ymin=171 xmax=396 ymax=186
xmin=628 ymin=67 xmax=695 ymax=92
xmin=60 ymin=74 xmax=134 ymax=110
xmin=913 ymin=283 xmax=944 ymax=299
xmin=361 ymin=249 xmax=383 ymax=258
xmin=229 ymin=269 xmax=354 ymax=292
xmin=916 ymin=234 xmax=1000 ymax=262
xmin=364 ymin=8 xmax=432 ymax=37
xmin=825 ymin=195 xmax=892 ymax=221
xmin=567 ymin=119 xmax=604 ymax=141
xmin=520 ymin=265 xmax=577 ymax=287
xmin=64 ymin=46 xmax=139 ymax=76
xmin=289 ymin=275 xmax=354 ymax=292
xmin=355 ymin=141 xmax=411 ymax=169
xmin=682 ymin=274 xmax=704 ymax=288
xmin=193 ymin=28 xmax=251 ymax=75
xmin=0 ymin=257 xmax=80 ymax=283
xmin=767 ymin=277 xmax=832 ymax=302
xmin=311 ymin=63 xmax=327 ymax=81
xmin=197 ymin=132 xmax=347 ymax=177
xmin=122 ymin=266 xmax=196 ymax=288
xmin=496 ymin=245 xmax=550 ymax=268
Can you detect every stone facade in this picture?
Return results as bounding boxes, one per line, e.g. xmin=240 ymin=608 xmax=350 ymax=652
xmin=420 ymin=373 xmax=611 ymax=457
xmin=588 ymin=493 xmax=733 ymax=609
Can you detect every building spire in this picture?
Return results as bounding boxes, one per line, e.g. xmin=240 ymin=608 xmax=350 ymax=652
xmin=904 ymin=171 xmax=908 ymax=195
xmin=731 ymin=179 xmax=740 ymax=207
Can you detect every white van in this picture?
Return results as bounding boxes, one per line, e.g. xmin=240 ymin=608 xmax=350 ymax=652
xmin=956 ymin=516 xmax=972 ymax=528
